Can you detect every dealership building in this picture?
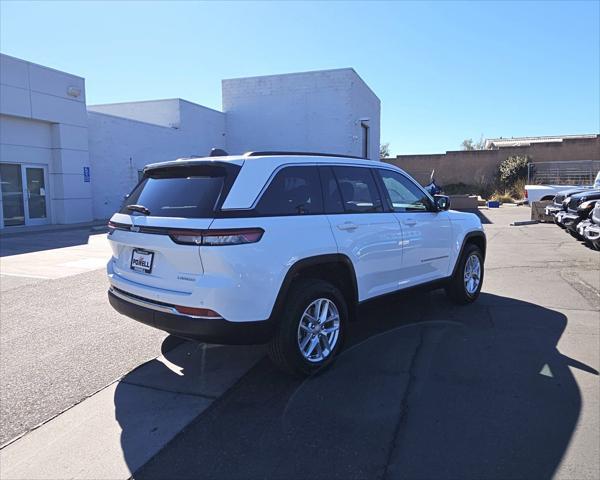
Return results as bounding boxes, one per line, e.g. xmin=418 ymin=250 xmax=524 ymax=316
xmin=0 ymin=53 xmax=380 ymax=230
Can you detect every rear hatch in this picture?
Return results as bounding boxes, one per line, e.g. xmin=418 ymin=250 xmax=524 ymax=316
xmin=108 ymin=161 xmax=241 ymax=293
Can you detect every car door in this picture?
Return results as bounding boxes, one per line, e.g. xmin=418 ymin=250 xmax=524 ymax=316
xmin=375 ymin=168 xmax=452 ymax=287
xmin=321 ymin=165 xmax=403 ymax=301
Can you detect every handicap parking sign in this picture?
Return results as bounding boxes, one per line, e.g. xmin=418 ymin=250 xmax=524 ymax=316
xmin=83 ymin=166 xmax=90 ymax=182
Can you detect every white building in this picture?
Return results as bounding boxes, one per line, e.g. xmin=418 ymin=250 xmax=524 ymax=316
xmin=0 ymin=53 xmax=380 ymax=230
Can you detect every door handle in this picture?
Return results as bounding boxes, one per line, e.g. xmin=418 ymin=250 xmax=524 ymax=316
xmin=403 ymin=218 xmax=417 ymax=226
xmin=337 ymin=221 xmax=358 ymax=231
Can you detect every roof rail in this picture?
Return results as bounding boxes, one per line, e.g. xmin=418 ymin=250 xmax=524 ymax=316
xmin=244 ymin=151 xmax=366 ymax=160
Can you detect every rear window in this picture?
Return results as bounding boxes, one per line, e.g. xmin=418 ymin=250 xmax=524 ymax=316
xmin=120 ymin=164 xmax=239 ymax=218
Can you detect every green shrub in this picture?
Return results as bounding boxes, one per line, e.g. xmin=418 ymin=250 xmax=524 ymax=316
xmin=497 ymin=155 xmax=530 ymax=187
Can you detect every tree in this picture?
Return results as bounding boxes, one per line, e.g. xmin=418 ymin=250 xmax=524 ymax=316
xmin=461 ymin=135 xmax=486 ymax=151
xmin=379 ymin=142 xmax=391 ymax=159
xmin=497 ymin=155 xmax=530 ymax=187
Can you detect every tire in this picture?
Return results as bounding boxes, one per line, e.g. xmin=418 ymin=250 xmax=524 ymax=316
xmin=268 ymin=278 xmax=348 ymax=376
xmin=445 ymin=243 xmax=484 ymax=305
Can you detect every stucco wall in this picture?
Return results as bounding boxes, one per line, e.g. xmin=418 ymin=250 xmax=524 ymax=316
xmin=386 ymin=136 xmax=600 ymax=186
xmin=223 ymin=68 xmax=381 ymax=160
xmin=0 ymin=53 xmax=92 ymax=225
xmin=2 ymin=55 xmax=383 ymax=227
xmin=87 ymin=100 xmax=225 ymax=219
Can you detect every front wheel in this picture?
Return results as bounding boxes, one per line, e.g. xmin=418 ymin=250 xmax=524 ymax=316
xmin=268 ymin=279 xmax=347 ymax=376
xmin=445 ymin=244 xmax=484 ymax=304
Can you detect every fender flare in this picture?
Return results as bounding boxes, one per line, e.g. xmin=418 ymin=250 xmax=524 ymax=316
xmin=268 ymin=253 xmax=359 ymax=322
xmin=451 ymin=231 xmax=487 ymax=277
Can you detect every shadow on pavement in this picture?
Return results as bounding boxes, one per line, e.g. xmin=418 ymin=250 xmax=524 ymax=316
xmin=468 ymin=208 xmax=493 ymax=224
xmin=119 ymin=291 xmax=597 ymax=480
xmin=0 ymin=228 xmax=99 ymax=257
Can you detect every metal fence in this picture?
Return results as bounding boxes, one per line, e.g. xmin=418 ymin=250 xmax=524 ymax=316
xmin=527 ymin=160 xmax=600 ymax=185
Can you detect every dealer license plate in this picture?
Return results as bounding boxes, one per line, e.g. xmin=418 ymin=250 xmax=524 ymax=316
xmin=130 ymin=249 xmax=154 ymax=274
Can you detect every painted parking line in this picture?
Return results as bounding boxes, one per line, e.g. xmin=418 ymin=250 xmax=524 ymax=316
xmin=0 ymin=342 xmax=265 ymax=480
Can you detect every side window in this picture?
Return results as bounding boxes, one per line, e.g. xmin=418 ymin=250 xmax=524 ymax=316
xmin=377 ymin=169 xmax=433 ymax=212
xmin=318 ymin=166 xmax=344 ymax=214
xmin=332 ymin=166 xmax=383 ymax=213
xmin=256 ymin=166 xmax=323 ymax=216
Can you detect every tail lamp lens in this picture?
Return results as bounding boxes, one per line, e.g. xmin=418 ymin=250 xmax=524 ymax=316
xmin=169 ymin=228 xmax=264 ymax=246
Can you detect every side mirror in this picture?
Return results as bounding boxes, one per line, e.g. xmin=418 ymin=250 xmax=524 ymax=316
xmin=434 ymin=195 xmax=450 ymax=211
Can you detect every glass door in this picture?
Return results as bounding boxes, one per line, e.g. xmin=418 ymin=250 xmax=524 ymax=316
xmin=24 ymin=166 xmax=49 ymax=225
xmin=0 ymin=164 xmax=26 ymax=227
xmin=0 ymin=164 xmax=49 ymax=228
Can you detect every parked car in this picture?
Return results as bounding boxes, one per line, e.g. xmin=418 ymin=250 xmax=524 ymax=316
xmin=556 ymin=190 xmax=600 ymax=231
xmin=545 ymin=187 xmax=595 ymax=218
xmin=526 ymin=170 xmax=600 ymax=204
xmin=583 ymin=202 xmax=600 ymax=250
xmin=575 ymin=205 xmax=595 ymax=240
xmin=106 ymin=151 xmax=486 ymax=376
xmin=566 ymin=200 xmax=599 ymax=238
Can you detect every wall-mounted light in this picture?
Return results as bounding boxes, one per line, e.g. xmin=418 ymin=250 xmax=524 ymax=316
xmin=67 ymin=86 xmax=81 ymax=98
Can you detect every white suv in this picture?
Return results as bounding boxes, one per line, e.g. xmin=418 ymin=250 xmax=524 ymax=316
xmin=107 ymin=152 xmax=486 ymax=375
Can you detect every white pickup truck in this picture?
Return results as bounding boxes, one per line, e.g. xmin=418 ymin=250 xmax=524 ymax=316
xmin=525 ymin=171 xmax=600 ymax=203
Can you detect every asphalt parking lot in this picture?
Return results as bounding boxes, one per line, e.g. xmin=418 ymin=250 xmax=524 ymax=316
xmin=0 ymin=207 xmax=598 ymax=479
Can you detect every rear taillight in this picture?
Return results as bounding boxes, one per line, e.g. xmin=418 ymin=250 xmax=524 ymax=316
xmin=169 ymin=228 xmax=264 ymax=246
xmin=525 ymin=190 xmax=528 ymax=199
xmin=169 ymin=230 xmax=203 ymax=245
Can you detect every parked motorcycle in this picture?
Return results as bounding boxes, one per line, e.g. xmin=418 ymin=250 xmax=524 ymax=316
xmin=425 ymin=170 xmax=442 ymax=196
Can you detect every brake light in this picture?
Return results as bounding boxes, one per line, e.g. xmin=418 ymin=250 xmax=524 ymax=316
xmin=169 ymin=228 xmax=264 ymax=246
xmin=169 ymin=230 xmax=203 ymax=245
xmin=525 ymin=190 xmax=528 ymax=199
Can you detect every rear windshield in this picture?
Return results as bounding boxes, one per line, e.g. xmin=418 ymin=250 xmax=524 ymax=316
xmin=120 ymin=164 xmax=239 ymax=218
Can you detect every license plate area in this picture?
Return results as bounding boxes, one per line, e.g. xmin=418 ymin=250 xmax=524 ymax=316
xmin=130 ymin=248 xmax=154 ymax=274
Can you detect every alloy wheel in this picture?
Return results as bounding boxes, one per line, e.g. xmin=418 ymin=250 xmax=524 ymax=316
xmin=297 ymin=298 xmax=340 ymax=363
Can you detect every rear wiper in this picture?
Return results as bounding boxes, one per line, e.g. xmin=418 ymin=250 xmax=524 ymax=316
xmin=127 ymin=204 xmax=151 ymax=215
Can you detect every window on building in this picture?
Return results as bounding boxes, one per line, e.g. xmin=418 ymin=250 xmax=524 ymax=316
xmin=361 ymin=121 xmax=370 ymax=159
xmin=255 ymin=166 xmax=323 ymax=216
xmin=332 ymin=166 xmax=383 ymax=213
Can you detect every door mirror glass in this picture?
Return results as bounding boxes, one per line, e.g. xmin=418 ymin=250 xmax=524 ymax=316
xmin=434 ymin=195 xmax=450 ymax=211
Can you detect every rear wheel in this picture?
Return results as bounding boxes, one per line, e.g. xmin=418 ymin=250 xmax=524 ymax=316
xmin=445 ymin=244 xmax=484 ymax=304
xmin=268 ymin=279 xmax=347 ymax=376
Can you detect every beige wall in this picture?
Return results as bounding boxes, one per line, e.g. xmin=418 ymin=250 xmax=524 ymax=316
xmin=385 ymin=136 xmax=600 ymax=186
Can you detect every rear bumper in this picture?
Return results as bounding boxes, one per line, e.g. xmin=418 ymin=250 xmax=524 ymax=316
xmin=108 ymin=287 xmax=274 ymax=345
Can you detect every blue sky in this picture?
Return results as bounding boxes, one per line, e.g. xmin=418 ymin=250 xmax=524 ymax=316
xmin=1 ymin=1 xmax=598 ymax=155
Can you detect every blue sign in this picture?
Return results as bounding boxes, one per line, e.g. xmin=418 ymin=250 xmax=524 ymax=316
xmin=83 ymin=166 xmax=90 ymax=183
